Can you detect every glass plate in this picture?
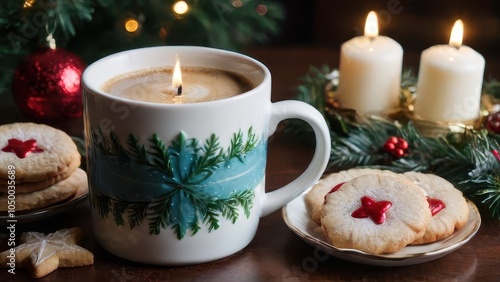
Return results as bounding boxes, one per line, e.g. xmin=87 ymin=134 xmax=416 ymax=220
xmin=282 ymin=188 xmax=481 ymax=266
xmin=0 ymin=190 xmax=88 ymax=224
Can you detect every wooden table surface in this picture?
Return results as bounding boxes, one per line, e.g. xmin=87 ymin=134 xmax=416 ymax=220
xmin=1 ymin=47 xmax=500 ymax=281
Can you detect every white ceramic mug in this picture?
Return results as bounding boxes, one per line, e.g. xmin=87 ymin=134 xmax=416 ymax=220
xmin=82 ymin=46 xmax=330 ymax=265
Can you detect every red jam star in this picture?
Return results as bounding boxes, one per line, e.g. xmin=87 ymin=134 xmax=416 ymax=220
xmin=427 ymin=197 xmax=446 ymax=216
xmin=1 ymin=138 xmax=44 ymax=158
xmin=351 ymin=196 xmax=392 ymax=224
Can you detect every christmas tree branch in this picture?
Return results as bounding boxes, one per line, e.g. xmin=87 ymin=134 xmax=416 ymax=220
xmin=0 ymin=0 xmax=283 ymax=91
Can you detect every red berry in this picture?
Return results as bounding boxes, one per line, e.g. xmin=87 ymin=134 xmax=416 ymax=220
xmin=492 ymin=149 xmax=500 ymax=162
xmin=384 ymin=142 xmax=395 ymax=151
xmin=486 ymin=111 xmax=500 ymax=134
xmin=393 ymin=149 xmax=405 ymax=158
xmin=383 ymin=136 xmax=408 ymax=159
xmin=397 ymin=138 xmax=408 ymax=150
xmin=387 ymin=136 xmax=398 ymax=144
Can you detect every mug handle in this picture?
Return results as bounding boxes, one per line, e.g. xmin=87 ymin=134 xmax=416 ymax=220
xmin=261 ymin=100 xmax=331 ymax=217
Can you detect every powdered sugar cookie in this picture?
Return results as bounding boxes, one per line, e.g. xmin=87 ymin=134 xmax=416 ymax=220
xmin=321 ymin=174 xmax=431 ymax=254
xmin=305 ymin=168 xmax=398 ymax=225
xmin=0 ymin=168 xmax=87 ymax=211
xmin=403 ymin=172 xmax=469 ymax=245
xmin=0 ymin=158 xmax=80 ymax=193
xmin=0 ymin=123 xmax=80 ymax=183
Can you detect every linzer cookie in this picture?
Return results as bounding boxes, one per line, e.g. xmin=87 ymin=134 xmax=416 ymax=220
xmin=0 ymin=122 xmax=80 ymax=184
xmin=0 ymin=159 xmax=80 ymax=194
xmin=403 ymin=172 xmax=469 ymax=245
xmin=0 ymin=168 xmax=87 ymax=211
xmin=0 ymin=122 xmax=87 ymax=213
xmin=305 ymin=168 xmax=398 ymax=225
xmin=321 ymin=174 xmax=431 ymax=254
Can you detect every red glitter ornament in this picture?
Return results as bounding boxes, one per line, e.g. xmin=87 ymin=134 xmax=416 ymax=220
xmin=1 ymin=138 xmax=44 ymax=159
xmin=351 ymin=196 xmax=392 ymax=224
xmin=383 ymin=136 xmax=409 ymax=158
xmin=12 ymin=48 xmax=85 ymax=121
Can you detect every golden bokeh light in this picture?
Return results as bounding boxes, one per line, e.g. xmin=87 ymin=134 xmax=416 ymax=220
xmin=173 ymin=1 xmax=189 ymax=15
xmin=255 ymin=4 xmax=268 ymax=16
xmin=232 ymin=0 xmax=243 ymax=8
xmin=124 ymin=18 xmax=139 ymax=33
xmin=23 ymin=0 xmax=36 ymax=8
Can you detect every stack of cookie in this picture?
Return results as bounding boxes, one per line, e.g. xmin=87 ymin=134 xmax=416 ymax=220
xmin=305 ymin=168 xmax=469 ymax=254
xmin=0 ymin=123 xmax=88 ymax=212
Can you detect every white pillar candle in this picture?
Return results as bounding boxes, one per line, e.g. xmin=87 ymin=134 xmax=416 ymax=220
xmin=414 ymin=20 xmax=485 ymax=123
xmin=336 ymin=11 xmax=403 ymax=114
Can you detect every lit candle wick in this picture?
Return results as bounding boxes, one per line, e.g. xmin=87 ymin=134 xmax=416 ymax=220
xmin=364 ymin=11 xmax=379 ymax=41
xmin=449 ymin=19 xmax=463 ymax=50
xmin=172 ymin=56 xmax=183 ymax=95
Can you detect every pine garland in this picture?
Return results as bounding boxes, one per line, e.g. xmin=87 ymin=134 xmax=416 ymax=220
xmin=290 ymin=66 xmax=500 ymax=219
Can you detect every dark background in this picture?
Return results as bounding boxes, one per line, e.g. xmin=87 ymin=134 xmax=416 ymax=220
xmin=273 ymin=0 xmax=499 ymax=53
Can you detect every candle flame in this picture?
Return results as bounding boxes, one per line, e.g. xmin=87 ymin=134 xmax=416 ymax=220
xmin=172 ymin=57 xmax=182 ymax=94
xmin=364 ymin=11 xmax=378 ymax=39
xmin=449 ymin=19 xmax=463 ymax=48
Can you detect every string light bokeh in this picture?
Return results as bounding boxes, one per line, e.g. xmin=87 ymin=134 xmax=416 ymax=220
xmin=173 ymin=1 xmax=189 ymax=15
xmin=124 ymin=18 xmax=140 ymax=33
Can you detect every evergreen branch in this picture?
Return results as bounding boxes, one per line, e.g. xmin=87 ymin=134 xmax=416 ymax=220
xmin=112 ymin=200 xmax=129 ymax=227
xmin=127 ymin=202 xmax=149 ymax=229
xmin=91 ymin=128 xmax=129 ymax=161
xmin=193 ymin=134 xmax=223 ymax=177
xmin=203 ymin=203 xmax=221 ymax=232
xmin=109 ymin=131 xmax=128 ymax=160
xmin=91 ymin=193 xmax=111 ymax=218
xmin=220 ymin=199 xmax=239 ymax=224
xmin=149 ymin=133 xmax=170 ymax=170
xmin=127 ymin=134 xmax=150 ymax=165
xmin=227 ymin=129 xmax=245 ymax=160
xmin=296 ymin=65 xmax=333 ymax=117
xmin=53 ymin=0 xmax=94 ymax=39
xmin=243 ymin=126 xmax=258 ymax=152
xmin=226 ymin=128 xmax=258 ymax=162
xmin=234 ymin=189 xmax=254 ymax=218
xmin=148 ymin=195 xmax=173 ymax=236
xmin=329 ymin=118 xmax=397 ymax=170
xmin=476 ymin=176 xmax=500 ymax=218
xmin=188 ymin=218 xmax=202 ymax=236
xmin=484 ymin=79 xmax=500 ymax=99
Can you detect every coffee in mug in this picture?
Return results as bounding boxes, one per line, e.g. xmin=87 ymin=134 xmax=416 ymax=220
xmin=102 ymin=67 xmax=254 ymax=103
xmin=82 ymin=46 xmax=331 ymax=265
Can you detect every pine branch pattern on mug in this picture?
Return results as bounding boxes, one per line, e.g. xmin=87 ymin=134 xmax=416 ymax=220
xmin=88 ymin=127 xmax=261 ymax=239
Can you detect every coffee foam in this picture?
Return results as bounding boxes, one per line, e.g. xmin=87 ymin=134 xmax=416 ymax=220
xmin=101 ymin=67 xmax=254 ymax=103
